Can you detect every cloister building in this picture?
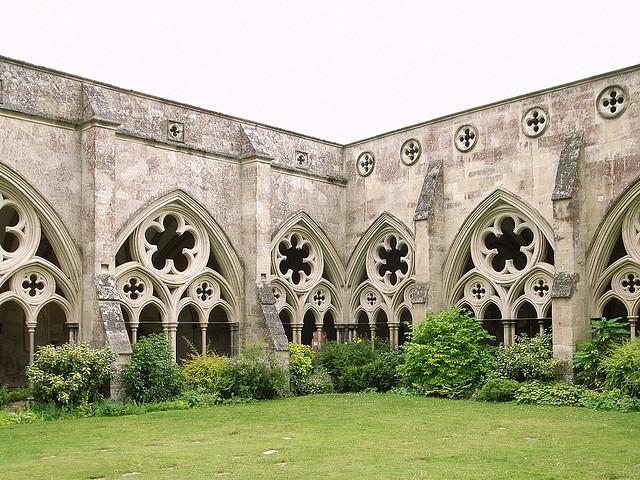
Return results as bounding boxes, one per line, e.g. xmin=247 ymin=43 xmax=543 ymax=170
xmin=0 ymin=55 xmax=639 ymax=386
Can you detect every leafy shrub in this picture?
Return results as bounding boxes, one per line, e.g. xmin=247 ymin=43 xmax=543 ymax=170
xmin=177 ymin=389 xmax=220 ymax=407
xmin=315 ymin=340 xmax=402 ymax=392
xmin=474 ymin=379 xmax=520 ymax=402
xmin=26 ymin=343 xmax=115 ymax=407
xmin=573 ymin=317 xmax=628 ymax=387
xmin=121 ymin=334 xmax=184 ymax=403
xmin=399 ymin=307 xmax=494 ymax=398
xmin=577 ymin=388 xmax=640 ymax=412
xmin=8 ymin=386 xmax=31 ymax=402
xmin=289 ymin=343 xmax=314 ymax=394
xmin=601 ymin=338 xmax=640 ymax=397
xmin=216 ymin=344 xmax=288 ymax=400
xmin=0 ymin=386 xmax=8 ymax=407
xmin=182 ymin=352 xmax=228 ymax=393
xmin=297 ymin=369 xmax=335 ymax=395
xmin=491 ymin=333 xmax=560 ymax=382
xmin=514 ymin=380 xmax=586 ymax=406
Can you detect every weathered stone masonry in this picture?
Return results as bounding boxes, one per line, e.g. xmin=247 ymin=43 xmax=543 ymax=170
xmin=0 ymin=55 xmax=639 ymax=386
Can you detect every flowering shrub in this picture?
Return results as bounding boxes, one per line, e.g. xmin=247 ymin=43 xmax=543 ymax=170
xmin=289 ymin=343 xmax=314 ymax=395
xmin=491 ymin=334 xmax=560 ymax=382
xmin=182 ymin=352 xmax=228 ymax=393
xmin=26 ymin=343 xmax=115 ymax=407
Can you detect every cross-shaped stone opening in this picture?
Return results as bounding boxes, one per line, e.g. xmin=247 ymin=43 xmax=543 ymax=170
xmin=0 ymin=204 xmax=20 ymax=254
xmin=603 ymin=90 xmax=625 ymax=115
xmin=366 ymin=291 xmax=377 ymax=305
xmin=533 ymin=279 xmax=549 ymax=297
xmin=621 ymin=273 xmax=640 ymax=294
xmin=296 ymin=153 xmax=307 ymax=165
xmin=145 ymin=215 xmax=195 ymax=272
xmin=196 ymin=281 xmax=213 ymax=301
xmin=458 ymin=128 xmax=476 ymax=148
xmin=360 ymin=154 xmax=373 ymax=173
xmin=471 ymin=283 xmax=486 ymax=300
xmin=169 ymin=123 xmax=183 ymax=139
xmin=526 ymin=110 xmax=546 ymax=133
xmin=313 ymin=290 xmax=325 ymax=306
xmin=22 ymin=273 xmax=44 ymax=297
xmin=484 ymin=217 xmax=532 ymax=272
xmin=278 ymin=235 xmax=311 ymax=285
xmin=377 ymin=236 xmax=409 ymax=286
xmin=404 ymin=142 xmax=420 ymax=161
xmin=123 ymin=277 xmax=144 ymax=300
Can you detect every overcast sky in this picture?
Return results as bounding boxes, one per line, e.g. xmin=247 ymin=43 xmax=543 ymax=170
xmin=1 ymin=1 xmax=638 ymax=143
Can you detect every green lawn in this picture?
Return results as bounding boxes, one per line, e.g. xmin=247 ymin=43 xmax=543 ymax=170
xmin=2 ymin=393 xmax=639 ymax=480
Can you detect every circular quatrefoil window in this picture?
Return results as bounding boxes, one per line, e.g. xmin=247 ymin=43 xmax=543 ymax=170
xmin=522 ymin=107 xmax=548 ymax=137
xmin=400 ymin=139 xmax=421 ymax=166
xmin=454 ymin=125 xmax=478 ymax=152
xmin=356 ymin=152 xmax=375 ymax=177
xmin=597 ymin=85 xmax=628 ymax=119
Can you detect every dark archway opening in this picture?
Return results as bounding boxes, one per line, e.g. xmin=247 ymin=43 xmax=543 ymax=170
xmin=323 ymin=311 xmax=336 ymax=342
xmin=356 ymin=311 xmax=370 ymax=339
xmin=0 ymin=301 xmax=28 ymax=387
xmin=375 ymin=310 xmax=389 ymax=342
xmin=137 ymin=303 xmax=164 ymax=339
xmin=515 ymin=301 xmax=538 ymax=338
xmin=482 ymin=303 xmax=503 ymax=345
xmin=177 ymin=304 xmax=199 ymax=362
xmin=302 ymin=311 xmax=316 ymax=345
xmin=399 ymin=308 xmax=412 ymax=346
xmin=207 ymin=306 xmax=231 ymax=356
xmin=279 ymin=309 xmax=293 ymax=343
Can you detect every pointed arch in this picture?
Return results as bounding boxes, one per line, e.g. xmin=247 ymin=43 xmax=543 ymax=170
xmin=271 ymin=211 xmax=345 ymax=288
xmin=443 ymin=188 xmax=555 ymax=300
xmin=346 ymin=212 xmax=415 ymax=289
xmin=114 ymin=189 xmax=243 ymax=295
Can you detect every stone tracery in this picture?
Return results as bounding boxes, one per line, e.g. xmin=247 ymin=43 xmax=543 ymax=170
xmin=445 ymin=190 xmax=555 ymax=344
xmin=115 ymin=192 xmax=242 ymax=360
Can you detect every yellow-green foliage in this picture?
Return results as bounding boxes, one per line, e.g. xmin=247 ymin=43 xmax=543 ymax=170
xmin=182 ymin=353 xmax=228 ymax=392
xmin=288 ymin=343 xmax=313 ymax=378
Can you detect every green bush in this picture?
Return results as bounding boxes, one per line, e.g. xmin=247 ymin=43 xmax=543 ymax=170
xmin=492 ymin=333 xmax=559 ymax=382
xmin=121 ymin=334 xmax=184 ymax=403
xmin=216 ymin=344 xmax=288 ymax=400
xmin=289 ymin=343 xmax=314 ymax=395
xmin=297 ymin=369 xmax=335 ymax=395
xmin=601 ymin=338 xmax=640 ymax=397
xmin=399 ymin=307 xmax=494 ymax=398
xmin=182 ymin=352 xmax=228 ymax=393
xmin=573 ymin=317 xmax=628 ymax=387
xmin=474 ymin=378 xmax=520 ymax=402
xmin=315 ymin=340 xmax=402 ymax=392
xmin=8 ymin=386 xmax=31 ymax=402
xmin=514 ymin=380 xmax=586 ymax=407
xmin=577 ymin=388 xmax=640 ymax=412
xmin=26 ymin=343 xmax=115 ymax=407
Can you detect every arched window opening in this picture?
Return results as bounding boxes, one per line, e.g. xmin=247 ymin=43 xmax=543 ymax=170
xmin=177 ymin=305 xmax=199 ymax=362
xmin=279 ymin=310 xmax=293 ymax=343
xmin=0 ymin=301 xmax=27 ymax=387
xmin=515 ymin=301 xmax=538 ymax=338
xmin=137 ymin=303 xmax=164 ymax=339
xmin=356 ymin=311 xmax=370 ymax=339
xmin=35 ymin=302 xmax=67 ymax=350
xmin=207 ymin=306 xmax=231 ymax=356
xmin=602 ymin=297 xmax=628 ymax=322
xmin=399 ymin=308 xmax=412 ymax=346
xmin=483 ymin=303 xmax=503 ymax=345
xmin=302 ymin=311 xmax=316 ymax=346
xmin=375 ymin=310 xmax=389 ymax=342
xmin=323 ymin=311 xmax=336 ymax=342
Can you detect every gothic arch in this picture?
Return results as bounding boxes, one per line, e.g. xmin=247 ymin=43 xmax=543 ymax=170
xmin=114 ymin=190 xmax=243 ymax=358
xmin=0 ymin=164 xmax=81 ymax=384
xmin=443 ymin=189 xmax=554 ymax=342
xmin=346 ymin=213 xmax=415 ymax=346
xmin=270 ymin=211 xmax=345 ymax=345
xmin=588 ymin=176 xmax=640 ymax=334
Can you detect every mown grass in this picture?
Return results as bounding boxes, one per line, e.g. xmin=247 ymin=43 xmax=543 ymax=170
xmin=1 ymin=393 xmax=640 ymax=480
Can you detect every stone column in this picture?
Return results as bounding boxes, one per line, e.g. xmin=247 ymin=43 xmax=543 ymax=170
xmin=26 ymin=321 xmax=37 ymax=365
xmin=292 ymin=324 xmax=302 ymax=344
xmin=200 ymin=324 xmax=208 ymax=354
xmin=129 ymin=323 xmax=138 ymax=344
xmin=538 ymin=319 xmax=546 ymax=335
xmin=550 ymin=134 xmax=587 ymax=368
xmin=166 ymin=323 xmax=178 ymax=361
xmin=502 ymin=320 xmax=516 ymax=346
xmin=388 ymin=322 xmax=400 ymax=348
xmin=230 ymin=323 xmax=240 ymax=355
xmin=629 ymin=316 xmax=638 ymax=338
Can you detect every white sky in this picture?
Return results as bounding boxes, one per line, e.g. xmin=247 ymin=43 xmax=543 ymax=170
xmin=1 ymin=1 xmax=639 ymax=143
